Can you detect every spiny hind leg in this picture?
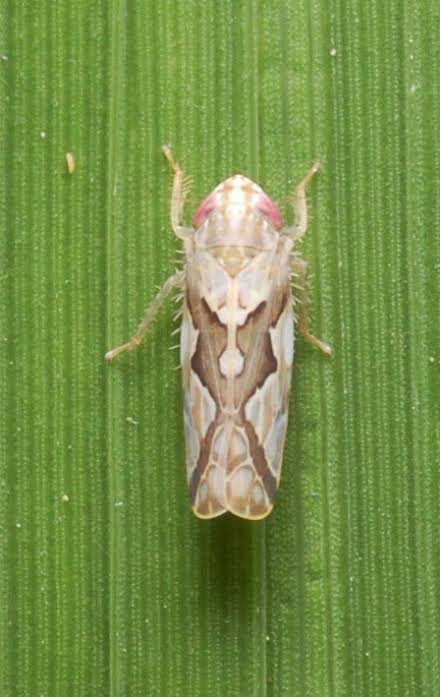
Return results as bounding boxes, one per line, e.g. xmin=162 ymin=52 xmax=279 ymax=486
xmin=161 ymin=145 xmax=193 ymax=239
xmin=285 ymin=162 xmax=320 ymax=240
xmin=291 ymin=256 xmax=331 ymax=356
xmin=105 ymin=270 xmax=185 ymax=362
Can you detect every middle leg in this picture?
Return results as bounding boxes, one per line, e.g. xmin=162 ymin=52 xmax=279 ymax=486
xmin=105 ymin=270 xmax=185 ymax=362
xmin=291 ymin=256 xmax=331 ymax=356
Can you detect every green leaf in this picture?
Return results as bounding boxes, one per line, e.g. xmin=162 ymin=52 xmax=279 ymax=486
xmin=1 ymin=1 xmax=439 ymax=696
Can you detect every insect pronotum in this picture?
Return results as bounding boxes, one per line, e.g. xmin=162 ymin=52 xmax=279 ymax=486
xmin=106 ymin=146 xmax=331 ymax=520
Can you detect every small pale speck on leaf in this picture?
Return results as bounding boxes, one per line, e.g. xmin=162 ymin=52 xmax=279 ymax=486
xmin=65 ymin=152 xmax=76 ymax=174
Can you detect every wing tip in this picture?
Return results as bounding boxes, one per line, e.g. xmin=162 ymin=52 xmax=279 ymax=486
xmin=192 ymin=504 xmax=273 ymax=521
xmin=192 ymin=505 xmax=227 ymax=520
xmin=226 ymin=500 xmax=274 ymax=521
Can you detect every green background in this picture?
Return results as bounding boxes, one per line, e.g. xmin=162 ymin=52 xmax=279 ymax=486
xmin=1 ymin=1 xmax=439 ymax=696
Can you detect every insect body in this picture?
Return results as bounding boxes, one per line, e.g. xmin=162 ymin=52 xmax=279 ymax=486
xmin=106 ymin=146 xmax=331 ymax=520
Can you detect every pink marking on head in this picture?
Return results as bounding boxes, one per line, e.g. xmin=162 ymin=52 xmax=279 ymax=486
xmin=255 ymin=191 xmax=283 ymax=229
xmin=192 ymin=175 xmax=283 ymax=229
xmin=192 ymin=192 xmax=217 ymax=228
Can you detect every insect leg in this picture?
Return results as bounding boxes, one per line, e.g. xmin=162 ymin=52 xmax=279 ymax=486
xmin=105 ymin=270 xmax=185 ymax=362
xmin=285 ymin=162 xmax=320 ymax=240
xmin=162 ymin=144 xmax=193 ymax=239
xmin=291 ymin=256 xmax=331 ymax=355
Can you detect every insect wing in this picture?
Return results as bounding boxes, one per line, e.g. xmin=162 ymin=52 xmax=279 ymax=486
xmin=181 ymin=248 xmax=294 ymax=520
xmin=228 ymin=279 xmax=294 ymax=519
xmin=180 ymin=271 xmax=227 ymax=518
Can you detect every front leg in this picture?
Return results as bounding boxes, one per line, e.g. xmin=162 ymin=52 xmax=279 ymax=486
xmin=291 ymin=256 xmax=331 ymax=356
xmin=162 ymin=145 xmax=193 ymax=240
xmin=105 ymin=270 xmax=185 ymax=362
xmin=284 ymin=162 xmax=320 ymax=240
